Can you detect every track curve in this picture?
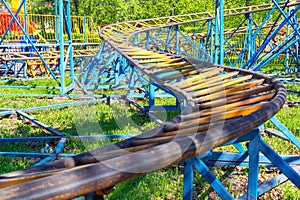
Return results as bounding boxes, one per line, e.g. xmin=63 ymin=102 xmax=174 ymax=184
xmin=0 ymin=11 xmax=287 ymax=199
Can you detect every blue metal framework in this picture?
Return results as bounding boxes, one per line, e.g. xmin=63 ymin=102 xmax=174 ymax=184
xmin=0 ymin=97 xmax=136 ymax=166
xmin=180 ymin=1 xmax=300 ymax=198
xmin=80 ymin=40 xmax=190 ymax=110
xmin=0 ymin=0 xmax=75 ymax=95
xmin=192 ymin=0 xmax=300 ymax=73
xmin=0 ymin=0 xmax=299 ymax=199
xmin=183 ymin=129 xmax=300 ymax=200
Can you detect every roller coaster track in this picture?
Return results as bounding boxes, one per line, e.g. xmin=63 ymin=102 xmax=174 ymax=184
xmin=0 ymin=2 xmax=295 ymax=199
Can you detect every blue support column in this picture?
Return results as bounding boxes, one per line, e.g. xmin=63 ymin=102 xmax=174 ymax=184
xmin=55 ymin=0 xmax=74 ymax=94
xmin=175 ymin=25 xmax=179 ymax=55
xmin=214 ymin=0 xmax=219 ymax=64
xmin=247 ymin=13 xmax=255 ymax=61
xmin=214 ymin=0 xmax=224 ymax=65
xmin=285 ymin=8 xmax=291 ymax=72
xmin=114 ymin=57 xmax=120 ymax=85
xmin=128 ymin=65 xmax=135 ymax=98
xmin=208 ymin=20 xmax=214 ymax=62
xmin=132 ymin=34 xmax=138 ymax=44
xmin=247 ymin=129 xmax=260 ymax=199
xmin=165 ymin=26 xmax=172 ymax=52
xmin=23 ymin=0 xmax=28 ymax=36
xmin=219 ymin=0 xmax=224 ymax=65
xmin=55 ymin=0 xmax=59 ymax=44
xmin=149 ymin=82 xmax=155 ymax=108
xmin=84 ymin=15 xmax=87 ymax=43
xmin=65 ymin=0 xmax=75 ymax=93
xmin=183 ymin=160 xmax=194 ymax=200
xmin=145 ymin=31 xmax=150 ymax=49
xmin=58 ymin=0 xmax=65 ymax=94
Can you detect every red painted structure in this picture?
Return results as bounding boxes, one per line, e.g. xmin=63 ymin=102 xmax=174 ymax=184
xmin=0 ymin=8 xmax=36 ymax=35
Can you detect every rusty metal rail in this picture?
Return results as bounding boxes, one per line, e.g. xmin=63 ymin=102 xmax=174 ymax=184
xmin=0 ymin=7 xmax=288 ymax=199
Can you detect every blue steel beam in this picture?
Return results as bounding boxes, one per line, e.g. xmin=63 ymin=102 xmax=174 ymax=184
xmin=0 ymin=135 xmax=135 ymax=143
xmin=0 ymin=152 xmax=74 ymax=158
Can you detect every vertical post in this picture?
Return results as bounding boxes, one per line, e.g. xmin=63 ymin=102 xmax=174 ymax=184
xmin=66 ymin=0 xmax=74 ymax=91
xmin=183 ymin=160 xmax=194 ymax=200
xmin=84 ymin=15 xmax=87 ymax=43
xmin=114 ymin=55 xmax=120 ymax=86
xmin=209 ymin=20 xmax=214 ymax=62
xmin=175 ymin=25 xmax=179 ymax=55
xmin=285 ymin=25 xmax=290 ymax=72
xmin=145 ymin=31 xmax=150 ymax=49
xmin=132 ymin=34 xmax=138 ymax=44
xmin=297 ymin=41 xmax=299 ymax=73
xmin=214 ymin=0 xmax=219 ymax=64
xmin=128 ymin=65 xmax=135 ymax=98
xmin=219 ymin=0 xmax=224 ymax=65
xmin=165 ymin=26 xmax=172 ymax=52
xmin=58 ymin=0 xmax=65 ymax=94
xmin=149 ymin=83 xmax=155 ymax=108
xmin=23 ymin=0 xmax=28 ymax=36
xmin=247 ymin=129 xmax=260 ymax=199
xmin=294 ymin=6 xmax=300 ymax=72
xmin=193 ymin=36 xmax=196 ymax=58
xmin=285 ymin=7 xmax=291 ymax=72
xmin=55 ymin=0 xmax=59 ymax=44
xmin=296 ymin=32 xmax=299 ymax=72
xmin=247 ymin=13 xmax=254 ymax=61
xmin=214 ymin=0 xmax=224 ymax=65
xmin=285 ymin=7 xmax=292 ymax=73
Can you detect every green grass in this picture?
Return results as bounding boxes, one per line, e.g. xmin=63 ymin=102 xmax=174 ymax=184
xmin=0 ymin=79 xmax=299 ymax=199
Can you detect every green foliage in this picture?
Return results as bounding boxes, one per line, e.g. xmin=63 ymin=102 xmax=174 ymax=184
xmin=76 ymin=0 xmax=277 ymax=25
xmin=77 ymin=0 xmax=215 ymax=25
xmin=27 ymin=0 xmax=278 ymax=29
xmin=29 ymin=0 xmax=54 ymax=14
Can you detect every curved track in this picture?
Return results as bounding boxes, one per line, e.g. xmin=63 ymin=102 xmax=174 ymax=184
xmin=0 ymin=11 xmax=287 ymax=199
